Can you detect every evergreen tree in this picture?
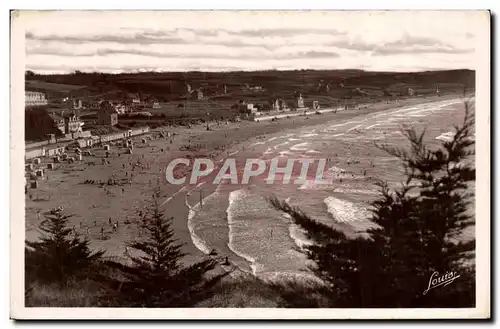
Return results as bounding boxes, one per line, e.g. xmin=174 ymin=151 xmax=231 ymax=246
xmin=271 ymin=99 xmax=476 ymax=307
xmin=107 ymin=188 xmax=222 ymax=307
xmin=25 ymin=209 xmax=105 ymax=285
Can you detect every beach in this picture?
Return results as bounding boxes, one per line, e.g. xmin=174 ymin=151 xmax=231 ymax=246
xmin=25 ymin=94 xmax=474 ymax=279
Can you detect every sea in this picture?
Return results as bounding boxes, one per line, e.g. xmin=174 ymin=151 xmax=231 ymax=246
xmin=185 ymin=98 xmax=476 ymax=282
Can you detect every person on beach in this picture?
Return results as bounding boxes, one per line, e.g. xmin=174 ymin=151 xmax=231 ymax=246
xmin=93 ymin=220 xmax=97 ymax=226
xmin=109 ymin=217 xmax=112 ymax=225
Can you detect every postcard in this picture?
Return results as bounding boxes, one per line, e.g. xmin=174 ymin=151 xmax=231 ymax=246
xmin=10 ymin=10 xmax=490 ymax=320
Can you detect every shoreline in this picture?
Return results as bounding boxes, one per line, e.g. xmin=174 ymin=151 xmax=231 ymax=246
xmin=172 ymin=94 xmax=466 ymax=280
xmin=24 ymin=93 xmax=466 ymax=280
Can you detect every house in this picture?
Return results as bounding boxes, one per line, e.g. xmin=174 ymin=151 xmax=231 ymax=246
xmin=271 ymin=99 xmax=280 ymax=112
xmin=98 ymin=101 xmax=119 ymax=126
xmin=146 ymin=99 xmax=161 ymax=109
xmin=47 ymin=113 xmax=66 ymax=134
xmin=246 ymin=103 xmax=258 ymax=113
xmin=130 ymin=93 xmax=141 ymax=104
xmin=296 ymin=93 xmax=305 ymax=108
xmin=196 ymin=89 xmax=204 ymax=100
xmin=63 ymin=111 xmax=84 ymax=134
xmin=317 ymin=83 xmax=330 ymax=93
xmin=243 ymin=84 xmax=263 ymax=92
xmin=271 ymin=99 xmax=288 ymax=112
xmin=25 ymin=91 xmax=48 ymax=107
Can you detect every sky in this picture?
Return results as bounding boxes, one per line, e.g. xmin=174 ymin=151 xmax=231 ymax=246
xmin=20 ymin=10 xmax=485 ymax=74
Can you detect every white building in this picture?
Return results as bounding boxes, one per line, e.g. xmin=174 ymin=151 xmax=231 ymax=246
xmin=25 ymin=91 xmax=48 ymax=107
xmin=296 ymin=93 xmax=305 ymax=108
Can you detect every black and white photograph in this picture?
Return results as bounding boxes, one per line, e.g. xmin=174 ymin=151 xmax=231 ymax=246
xmin=10 ymin=10 xmax=490 ymax=319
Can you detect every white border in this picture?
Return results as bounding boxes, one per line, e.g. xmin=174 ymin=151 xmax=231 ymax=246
xmin=9 ymin=9 xmax=491 ymax=320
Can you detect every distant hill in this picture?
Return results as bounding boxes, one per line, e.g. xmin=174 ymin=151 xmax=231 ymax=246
xmin=25 ymin=69 xmax=475 ymax=101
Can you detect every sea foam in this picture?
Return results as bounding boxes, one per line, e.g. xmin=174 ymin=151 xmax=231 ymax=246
xmin=323 ymin=196 xmax=372 ymax=223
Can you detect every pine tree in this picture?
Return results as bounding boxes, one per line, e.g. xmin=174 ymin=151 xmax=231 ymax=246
xmin=25 ymin=209 xmax=105 ymax=285
xmin=271 ymin=99 xmax=476 ymax=307
xmin=107 ymin=188 xmax=222 ymax=307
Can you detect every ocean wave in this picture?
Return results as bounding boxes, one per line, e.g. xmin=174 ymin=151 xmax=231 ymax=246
xmin=323 ymin=196 xmax=372 ymax=223
xmin=226 ymin=189 xmax=258 ymax=275
xmin=187 ymin=199 xmax=212 ymax=255
xmin=274 ymin=141 xmax=289 ymax=149
xmin=186 ymin=190 xmax=232 ymax=256
xmin=299 ymin=133 xmax=319 ymax=138
xmin=290 ymin=142 xmax=309 ymax=151
xmin=289 ymin=224 xmax=314 ymax=249
xmin=435 ymin=131 xmax=455 ymax=142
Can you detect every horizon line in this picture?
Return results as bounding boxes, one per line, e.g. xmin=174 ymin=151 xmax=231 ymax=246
xmin=26 ymin=67 xmax=475 ymax=76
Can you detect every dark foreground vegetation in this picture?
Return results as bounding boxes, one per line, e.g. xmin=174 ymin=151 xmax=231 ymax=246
xmin=25 ymin=100 xmax=476 ymax=308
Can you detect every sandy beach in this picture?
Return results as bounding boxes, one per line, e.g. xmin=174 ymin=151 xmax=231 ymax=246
xmin=25 ymin=94 xmax=472 ymax=278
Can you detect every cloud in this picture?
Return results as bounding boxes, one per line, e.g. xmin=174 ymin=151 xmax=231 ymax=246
xmin=26 ymin=29 xmax=471 ymax=55
xmin=26 ymin=31 xmax=190 ymax=45
xmin=298 ymin=51 xmax=341 ymax=59
xmin=234 ymin=28 xmax=346 ymax=37
xmin=24 ymin=12 xmax=479 ymax=73
xmin=372 ymin=46 xmax=473 ymax=56
xmin=325 ymin=33 xmax=473 ymax=55
xmin=27 ymin=46 xmax=341 ymax=61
